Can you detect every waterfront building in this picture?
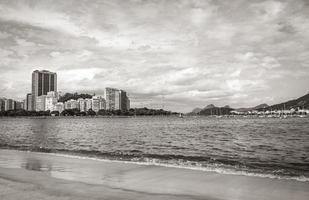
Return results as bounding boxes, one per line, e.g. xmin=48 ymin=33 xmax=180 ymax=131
xmin=54 ymin=102 xmax=64 ymax=113
xmin=104 ymin=88 xmax=129 ymax=111
xmin=85 ymin=98 xmax=92 ymax=111
xmin=22 ymin=99 xmax=26 ymax=110
xmin=104 ymin=88 xmax=117 ymax=110
xmin=64 ymin=99 xmax=78 ymax=110
xmin=0 ymin=98 xmax=5 ymax=111
xmin=15 ymin=101 xmax=23 ymax=110
xmin=126 ymin=98 xmax=130 ymax=110
xmin=78 ymin=98 xmax=86 ymax=112
xmin=4 ymin=99 xmax=15 ymax=111
xmin=45 ymin=91 xmax=58 ymax=111
xmin=91 ymin=96 xmax=106 ymax=112
xmin=36 ymin=95 xmax=46 ymax=111
xmin=119 ymin=90 xmax=129 ymax=111
xmin=31 ymin=70 xmax=57 ymax=111
xmin=25 ymin=93 xmax=32 ymax=111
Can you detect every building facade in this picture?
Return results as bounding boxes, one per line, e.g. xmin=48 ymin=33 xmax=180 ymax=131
xmin=25 ymin=93 xmax=32 ymax=111
xmin=91 ymin=96 xmax=106 ymax=112
xmin=15 ymin=101 xmax=23 ymax=110
xmin=0 ymin=98 xmax=4 ymax=111
xmin=64 ymin=99 xmax=78 ymax=110
xmin=104 ymin=88 xmax=129 ymax=111
xmin=4 ymin=99 xmax=15 ymax=111
xmin=85 ymin=98 xmax=92 ymax=111
xmin=78 ymin=98 xmax=86 ymax=112
xmin=36 ymin=95 xmax=46 ymax=111
xmin=45 ymin=91 xmax=58 ymax=111
xmin=54 ymin=102 xmax=64 ymax=113
xmin=31 ymin=70 xmax=57 ymax=111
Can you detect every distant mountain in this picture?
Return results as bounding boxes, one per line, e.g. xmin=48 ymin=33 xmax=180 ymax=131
xmin=235 ymin=103 xmax=269 ymax=112
xmin=263 ymin=92 xmax=309 ymax=111
xmin=187 ymin=92 xmax=309 ymax=115
xmin=191 ymin=107 xmax=202 ymax=113
xmin=198 ymin=104 xmax=233 ymax=115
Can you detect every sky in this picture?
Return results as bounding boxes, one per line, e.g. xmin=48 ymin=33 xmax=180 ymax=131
xmin=0 ymin=0 xmax=308 ymax=112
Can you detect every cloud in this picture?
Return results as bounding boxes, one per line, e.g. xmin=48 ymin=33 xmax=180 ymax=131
xmin=0 ymin=0 xmax=309 ymax=112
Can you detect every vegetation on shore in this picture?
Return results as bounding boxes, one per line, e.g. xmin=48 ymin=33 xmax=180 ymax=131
xmin=58 ymin=93 xmax=93 ymax=102
xmin=0 ymin=107 xmax=178 ymax=117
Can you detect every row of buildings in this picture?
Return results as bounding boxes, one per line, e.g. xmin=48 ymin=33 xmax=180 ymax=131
xmin=0 ymin=98 xmax=24 ymax=111
xmin=1 ymin=70 xmax=130 ymax=113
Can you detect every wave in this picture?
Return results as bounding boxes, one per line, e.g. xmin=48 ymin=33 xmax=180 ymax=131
xmin=0 ymin=145 xmax=308 ymax=182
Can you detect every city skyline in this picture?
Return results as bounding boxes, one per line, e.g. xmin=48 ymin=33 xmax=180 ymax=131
xmin=0 ymin=0 xmax=309 ymax=112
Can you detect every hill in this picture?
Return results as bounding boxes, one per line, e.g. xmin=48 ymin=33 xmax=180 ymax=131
xmin=198 ymin=104 xmax=233 ymax=115
xmin=263 ymin=92 xmax=309 ymax=111
xmin=235 ymin=103 xmax=269 ymax=112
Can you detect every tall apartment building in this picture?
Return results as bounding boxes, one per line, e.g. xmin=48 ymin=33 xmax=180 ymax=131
xmin=31 ymin=70 xmax=57 ymax=111
xmin=4 ymin=99 xmax=15 ymax=111
xmin=119 ymin=90 xmax=129 ymax=111
xmin=15 ymin=101 xmax=23 ymax=110
xmin=104 ymin=88 xmax=129 ymax=111
xmin=25 ymin=93 xmax=32 ymax=111
xmin=0 ymin=98 xmax=4 ymax=111
xmin=105 ymin=88 xmax=118 ymax=110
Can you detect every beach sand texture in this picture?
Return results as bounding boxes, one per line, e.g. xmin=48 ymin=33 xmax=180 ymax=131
xmin=0 ymin=150 xmax=308 ymax=200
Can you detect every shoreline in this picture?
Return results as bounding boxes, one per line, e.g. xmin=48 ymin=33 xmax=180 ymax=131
xmin=0 ymin=148 xmax=308 ymax=183
xmin=0 ymin=149 xmax=308 ymax=200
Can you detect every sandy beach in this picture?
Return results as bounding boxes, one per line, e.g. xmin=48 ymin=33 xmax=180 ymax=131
xmin=0 ymin=149 xmax=308 ymax=200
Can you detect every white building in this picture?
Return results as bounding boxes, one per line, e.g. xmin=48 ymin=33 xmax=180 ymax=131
xmin=85 ymin=98 xmax=92 ymax=111
xmin=91 ymin=96 xmax=106 ymax=112
xmin=36 ymin=95 xmax=46 ymax=111
xmin=78 ymin=98 xmax=87 ymax=112
xmin=54 ymin=102 xmax=64 ymax=113
xmin=45 ymin=91 xmax=58 ymax=111
xmin=64 ymin=99 xmax=78 ymax=110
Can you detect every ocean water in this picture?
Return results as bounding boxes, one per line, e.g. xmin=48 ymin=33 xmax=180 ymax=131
xmin=0 ymin=116 xmax=308 ymax=181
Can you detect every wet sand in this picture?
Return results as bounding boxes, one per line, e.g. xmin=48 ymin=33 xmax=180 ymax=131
xmin=0 ymin=149 xmax=308 ymax=200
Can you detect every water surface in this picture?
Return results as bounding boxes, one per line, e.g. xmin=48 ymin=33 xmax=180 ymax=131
xmin=0 ymin=116 xmax=308 ymax=181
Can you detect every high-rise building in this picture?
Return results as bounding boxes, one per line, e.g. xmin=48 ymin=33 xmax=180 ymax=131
xmin=15 ymin=101 xmax=23 ymax=110
xmin=45 ymin=91 xmax=58 ymax=111
xmin=0 ymin=98 xmax=5 ymax=111
xmin=36 ymin=95 xmax=46 ymax=111
xmin=31 ymin=70 xmax=57 ymax=111
xmin=25 ymin=93 xmax=32 ymax=111
xmin=104 ymin=88 xmax=117 ymax=110
xmin=119 ymin=90 xmax=129 ymax=111
xmin=4 ymin=99 xmax=15 ymax=111
xmin=126 ymin=98 xmax=130 ymax=110
xmin=104 ymin=88 xmax=129 ymax=111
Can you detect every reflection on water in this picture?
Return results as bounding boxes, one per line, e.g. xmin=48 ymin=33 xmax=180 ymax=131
xmin=22 ymin=157 xmax=52 ymax=172
xmin=0 ymin=150 xmax=125 ymax=185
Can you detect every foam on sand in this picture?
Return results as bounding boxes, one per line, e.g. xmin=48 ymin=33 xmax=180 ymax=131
xmin=0 ymin=149 xmax=308 ymax=200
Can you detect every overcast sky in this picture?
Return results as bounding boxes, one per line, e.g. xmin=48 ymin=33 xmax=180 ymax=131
xmin=0 ymin=0 xmax=308 ymax=112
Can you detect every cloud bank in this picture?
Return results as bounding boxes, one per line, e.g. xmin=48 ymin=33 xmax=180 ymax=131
xmin=0 ymin=0 xmax=308 ymax=112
